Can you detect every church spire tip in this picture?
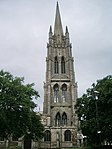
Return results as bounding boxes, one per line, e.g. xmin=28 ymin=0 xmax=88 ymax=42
xmin=56 ymin=1 xmax=59 ymax=8
xmin=54 ymin=2 xmax=63 ymax=36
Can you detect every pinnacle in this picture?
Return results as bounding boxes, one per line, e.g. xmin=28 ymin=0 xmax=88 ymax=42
xmin=66 ymin=26 xmax=68 ymax=33
xmin=49 ymin=26 xmax=52 ymax=33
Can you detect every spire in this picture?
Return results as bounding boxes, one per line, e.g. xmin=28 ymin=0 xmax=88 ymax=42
xmin=54 ymin=2 xmax=63 ymax=36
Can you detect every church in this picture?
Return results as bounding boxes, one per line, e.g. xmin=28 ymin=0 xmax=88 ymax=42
xmin=0 ymin=2 xmax=81 ymax=149
xmin=40 ymin=2 xmax=79 ymax=148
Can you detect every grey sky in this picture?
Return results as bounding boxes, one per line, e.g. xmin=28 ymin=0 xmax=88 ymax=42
xmin=0 ymin=0 xmax=112 ymax=110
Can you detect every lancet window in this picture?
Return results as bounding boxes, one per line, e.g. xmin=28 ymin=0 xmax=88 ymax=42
xmin=54 ymin=56 xmax=59 ymax=74
xmin=54 ymin=84 xmax=59 ymax=103
xmin=62 ymin=112 xmax=67 ymax=126
xmin=64 ymin=130 xmax=71 ymax=141
xmin=61 ymin=56 xmax=65 ymax=73
xmin=44 ymin=130 xmax=51 ymax=142
xmin=55 ymin=112 xmax=61 ymax=126
xmin=61 ymin=84 xmax=67 ymax=102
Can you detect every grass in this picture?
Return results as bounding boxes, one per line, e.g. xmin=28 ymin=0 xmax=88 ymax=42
xmin=0 ymin=147 xmax=22 ymax=149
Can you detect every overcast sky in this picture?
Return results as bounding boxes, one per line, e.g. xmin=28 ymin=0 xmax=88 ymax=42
xmin=0 ymin=0 xmax=112 ymax=110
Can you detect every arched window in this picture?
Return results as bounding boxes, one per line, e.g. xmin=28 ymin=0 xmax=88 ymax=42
xmin=61 ymin=56 xmax=65 ymax=74
xmin=62 ymin=112 xmax=67 ymax=126
xmin=64 ymin=130 xmax=71 ymax=141
xmin=54 ymin=56 xmax=59 ymax=74
xmin=55 ymin=112 xmax=61 ymax=126
xmin=44 ymin=130 xmax=51 ymax=142
xmin=54 ymin=84 xmax=59 ymax=103
xmin=61 ymin=84 xmax=67 ymax=102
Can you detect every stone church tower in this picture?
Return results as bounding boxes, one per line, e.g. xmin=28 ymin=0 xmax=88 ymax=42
xmin=42 ymin=2 xmax=78 ymax=148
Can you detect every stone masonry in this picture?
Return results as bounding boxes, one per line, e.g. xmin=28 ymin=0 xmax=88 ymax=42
xmin=40 ymin=2 xmax=79 ymax=148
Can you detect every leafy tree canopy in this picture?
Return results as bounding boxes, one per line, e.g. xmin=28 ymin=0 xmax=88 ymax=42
xmin=0 ymin=70 xmax=44 ymax=140
xmin=76 ymin=75 xmax=112 ymax=145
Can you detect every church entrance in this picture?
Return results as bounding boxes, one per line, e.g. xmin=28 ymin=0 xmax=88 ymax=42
xmin=24 ymin=134 xmax=31 ymax=149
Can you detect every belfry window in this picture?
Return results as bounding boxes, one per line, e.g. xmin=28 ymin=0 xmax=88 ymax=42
xmin=54 ymin=84 xmax=59 ymax=103
xmin=62 ymin=112 xmax=67 ymax=126
xmin=61 ymin=84 xmax=67 ymax=102
xmin=64 ymin=130 xmax=71 ymax=141
xmin=54 ymin=56 xmax=59 ymax=74
xmin=55 ymin=112 xmax=61 ymax=126
xmin=61 ymin=56 xmax=65 ymax=74
xmin=44 ymin=130 xmax=51 ymax=142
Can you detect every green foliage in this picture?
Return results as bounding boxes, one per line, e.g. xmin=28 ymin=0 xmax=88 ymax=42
xmin=76 ymin=75 xmax=112 ymax=145
xmin=0 ymin=70 xmax=44 ymax=140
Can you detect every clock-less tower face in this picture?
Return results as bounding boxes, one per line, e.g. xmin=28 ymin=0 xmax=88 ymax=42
xmin=43 ymin=2 xmax=78 ymax=148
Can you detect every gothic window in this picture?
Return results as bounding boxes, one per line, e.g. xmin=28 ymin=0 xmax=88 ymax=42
xmin=61 ymin=56 xmax=65 ymax=74
xmin=56 ymin=131 xmax=59 ymax=142
xmin=64 ymin=130 xmax=71 ymax=141
xmin=62 ymin=112 xmax=67 ymax=126
xmin=54 ymin=84 xmax=59 ymax=103
xmin=55 ymin=112 xmax=61 ymax=126
xmin=54 ymin=56 xmax=59 ymax=74
xmin=61 ymin=84 xmax=67 ymax=102
xmin=44 ymin=130 xmax=51 ymax=142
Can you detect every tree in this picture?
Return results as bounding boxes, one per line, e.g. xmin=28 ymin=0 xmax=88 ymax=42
xmin=76 ymin=75 xmax=112 ymax=146
xmin=0 ymin=70 xmax=44 ymax=143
